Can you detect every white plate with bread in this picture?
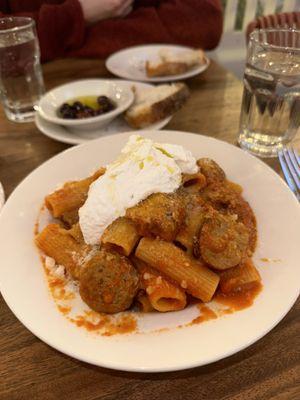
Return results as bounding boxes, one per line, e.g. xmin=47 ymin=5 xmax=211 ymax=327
xmin=35 ymin=80 xmax=188 ymax=145
xmin=106 ymin=44 xmax=210 ymax=82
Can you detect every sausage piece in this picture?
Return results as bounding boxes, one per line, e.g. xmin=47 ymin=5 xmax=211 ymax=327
xmin=199 ymin=182 xmax=257 ymax=254
xmin=126 ymin=192 xmax=185 ymax=241
xmin=199 ymin=213 xmax=249 ymax=270
xmin=197 ymin=158 xmax=226 ymax=185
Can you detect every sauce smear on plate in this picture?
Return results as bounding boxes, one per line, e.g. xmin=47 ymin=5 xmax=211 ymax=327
xmin=215 ymin=282 xmax=262 ymax=312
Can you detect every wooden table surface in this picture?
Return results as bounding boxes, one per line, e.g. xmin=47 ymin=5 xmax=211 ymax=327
xmin=0 ymin=59 xmax=299 ymax=400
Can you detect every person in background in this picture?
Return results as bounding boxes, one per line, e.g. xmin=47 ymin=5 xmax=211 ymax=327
xmin=0 ymin=0 xmax=223 ymax=62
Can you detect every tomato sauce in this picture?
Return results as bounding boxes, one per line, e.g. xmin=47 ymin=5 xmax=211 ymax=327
xmin=215 ymin=282 xmax=262 ymax=312
xmin=37 ymin=215 xmax=263 ymax=336
xmin=191 ymin=304 xmax=218 ymax=325
xmin=186 ymin=283 xmax=262 ymax=327
xmin=34 ymin=204 xmax=46 ymax=236
xmin=69 ymin=313 xmax=137 ymax=335
xmin=57 ymin=305 xmax=71 ymax=315
xmin=102 ymin=314 xmax=137 ymax=336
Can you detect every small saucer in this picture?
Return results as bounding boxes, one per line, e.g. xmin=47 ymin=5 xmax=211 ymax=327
xmin=35 ymin=81 xmax=172 ymax=145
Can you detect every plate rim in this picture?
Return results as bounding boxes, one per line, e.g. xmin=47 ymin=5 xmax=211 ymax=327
xmin=1 ymin=130 xmax=299 ymax=372
xmin=0 ymin=181 xmax=4 ymax=210
xmin=106 ymin=44 xmax=210 ymax=82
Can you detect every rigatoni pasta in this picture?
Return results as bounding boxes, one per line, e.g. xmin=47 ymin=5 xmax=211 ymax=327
xmin=61 ymin=209 xmax=80 ymax=227
xmin=135 ymin=238 xmax=220 ymax=302
xmin=182 ymin=172 xmax=207 ymax=192
xmin=133 ymin=258 xmax=186 ymax=312
xmin=68 ymin=223 xmax=85 ymax=244
xmin=45 ymin=168 xmax=105 ymax=218
xmin=136 ymin=291 xmax=154 ymax=312
xmin=36 ymin=139 xmax=260 ymax=319
xmin=218 ymin=259 xmax=261 ymax=294
xmin=35 ymin=223 xmax=91 ymax=280
xmin=101 ymin=217 xmax=140 ymax=256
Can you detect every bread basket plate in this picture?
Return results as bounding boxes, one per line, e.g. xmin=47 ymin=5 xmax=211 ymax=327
xmin=0 ymin=131 xmax=299 ymax=372
xmin=35 ymin=81 xmax=172 ymax=145
xmin=106 ymin=44 xmax=210 ymax=82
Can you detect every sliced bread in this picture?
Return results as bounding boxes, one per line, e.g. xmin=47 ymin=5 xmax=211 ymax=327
xmin=146 ymin=49 xmax=205 ymax=77
xmin=125 ymin=83 xmax=189 ymax=129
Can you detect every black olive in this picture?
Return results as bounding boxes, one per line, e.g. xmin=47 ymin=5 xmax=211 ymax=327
xmin=77 ymin=106 xmax=93 ymax=118
xmin=97 ymin=95 xmax=110 ymax=105
xmin=59 ymin=103 xmax=71 ymax=114
xmin=59 ymin=96 xmax=116 ymax=119
xmin=76 ymin=111 xmax=88 ymax=119
xmin=72 ymin=101 xmax=84 ymax=112
xmin=101 ymin=100 xmax=116 ymax=113
xmin=83 ymin=105 xmax=93 ymax=113
xmin=106 ymin=102 xmax=115 ymax=111
xmin=62 ymin=109 xmax=77 ymax=119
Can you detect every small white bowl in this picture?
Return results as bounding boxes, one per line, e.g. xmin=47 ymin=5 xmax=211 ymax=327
xmin=37 ymin=79 xmax=134 ymax=131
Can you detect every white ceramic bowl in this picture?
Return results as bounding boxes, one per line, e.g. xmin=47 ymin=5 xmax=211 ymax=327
xmin=37 ymin=79 xmax=134 ymax=131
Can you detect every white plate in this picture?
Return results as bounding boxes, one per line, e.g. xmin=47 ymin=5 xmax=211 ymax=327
xmin=0 ymin=182 xmax=4 ymax=210
xmin=35 ymin=81 xmax=172 ymax=145
xmin=106 ymin=45 xmax=210 ymax=82
xmin=0 ymin=131 xmax=299 ymax=373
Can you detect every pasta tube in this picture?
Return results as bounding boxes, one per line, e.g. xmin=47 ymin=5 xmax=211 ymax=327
xmin=135 ymin=238 xmax=219 ymax=302
xmin=35 ymin=223 xmax=91 ymax=279
xmin=60 ymin=209 xmax=79 ymax=227
xmin=181 ymin=172 xmax=207 ymax=192
xmin=136 ymin=291 xmax=154 ymax=312
xmin=101 ymin=217 xmax=140 ymax=256
xmin=219 ymin=259 xmax=261 ymax=294
xmin=68 ymin=223 xmax=85 ymax=244
xmin=134 ymin=258 xmax=186 ymax=312
xmin=45 ymin=168 xmax=105 ymax=218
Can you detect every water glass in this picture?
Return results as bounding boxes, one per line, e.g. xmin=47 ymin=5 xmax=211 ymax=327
xmin=238 ymin=29 xmax=300 ymax=157
xmin=0 ymin=17 xmax=45 ymax=122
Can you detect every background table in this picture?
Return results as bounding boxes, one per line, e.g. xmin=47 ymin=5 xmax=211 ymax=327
xmin=0 ymin=59 xmax=299 ymax=400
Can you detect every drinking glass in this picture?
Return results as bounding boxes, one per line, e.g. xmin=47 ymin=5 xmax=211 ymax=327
xmin=0 ymin=17 xmax=45 ymax=122
xmin=238 ymin=29 xmax=300 ymax=157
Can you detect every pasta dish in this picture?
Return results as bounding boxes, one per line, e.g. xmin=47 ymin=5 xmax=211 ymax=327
xmin=35 ymin=135 xmax=260 ymax=324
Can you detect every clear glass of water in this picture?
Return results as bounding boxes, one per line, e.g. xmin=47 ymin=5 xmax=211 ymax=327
xmin=0 ymin=17 xmax=45 ymax=122
xmin=238 ymin=29 xmax=300 ymax=157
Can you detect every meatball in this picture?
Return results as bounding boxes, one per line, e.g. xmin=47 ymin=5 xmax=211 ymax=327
xmin=199 ymin=213 xmax=249 ymax=270
xmin=199 ymin=182 xmax=257 ymax=254
xmin=197 ymin=158 xmax=226 ymax=185
xmin=79 ymin=249 xmax=139 ymax=313
xmin=126 ymin=192 xmax=185 ymax=241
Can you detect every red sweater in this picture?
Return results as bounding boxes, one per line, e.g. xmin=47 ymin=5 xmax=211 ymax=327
xmin=0 ymin=0 xmax=223 ymax=62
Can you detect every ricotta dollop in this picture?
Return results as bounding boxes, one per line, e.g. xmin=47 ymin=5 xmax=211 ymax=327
xmin=79 ymin=135 xmax=198 ymax=244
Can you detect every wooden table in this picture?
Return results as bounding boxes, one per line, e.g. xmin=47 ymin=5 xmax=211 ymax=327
xmin=0 ymin=59 xmax=299 ymax=400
